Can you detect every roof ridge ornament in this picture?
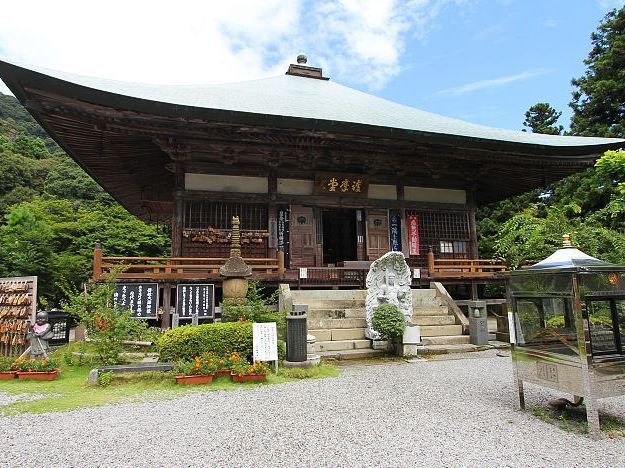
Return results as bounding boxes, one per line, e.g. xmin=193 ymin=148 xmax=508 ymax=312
xmin=286 ymin=54 xmax=329 ymax=80
xmin=562 ymin=233 xmax=572 ymax=248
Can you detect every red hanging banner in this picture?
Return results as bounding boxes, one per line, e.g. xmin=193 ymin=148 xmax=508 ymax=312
xmin=408 ymin=214 xmax=420 ymax=256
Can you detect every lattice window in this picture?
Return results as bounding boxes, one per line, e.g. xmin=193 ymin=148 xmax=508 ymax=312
xmin=406 ymin=209 xmax=470 ymax=260
xmin=184 ymin=202 xmax=268 ymax=231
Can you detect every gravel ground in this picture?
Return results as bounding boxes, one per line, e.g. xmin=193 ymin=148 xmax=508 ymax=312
xmin=0 ymin=392 xmax=52 ymax=407
xmin=1 ymin=352 xmax=624 ymax=467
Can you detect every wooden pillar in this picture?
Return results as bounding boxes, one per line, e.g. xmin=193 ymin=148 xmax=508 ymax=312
xmin=171 ymin=161 xmax=185 ymax=257
xmin=161 ymin=284 xmax=172 ymax=330
xmin=427 ymin=248 xmax=435 ymax=275
xmin=268 ymin=171 xmax=278 ymax=258
xmin=92 ymin=241 xmax=102 ymax=280
xmin=277 ymin=251 xmax=285 ymax=275
xmin=467 ymin=191 xmax=478 ymax=259
xmin=397 ymin=184 xmax=410 ymax=259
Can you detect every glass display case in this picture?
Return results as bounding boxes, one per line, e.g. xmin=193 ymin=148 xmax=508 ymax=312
xmin=508 ymin=236 xmax=625 ymax=439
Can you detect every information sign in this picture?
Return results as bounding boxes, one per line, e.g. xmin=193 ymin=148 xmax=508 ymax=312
xmin=408 ymin=214 xmax=420 ymax=256
xmin=176 ymin=284 xmax=214 ymax=318
xmin=113 ymin=283 xmax=158 ymax=319
xmin=253 ymin=322 xmax=278 ymax=362
xmin=389 ymin=211 xmax=402 ymax=252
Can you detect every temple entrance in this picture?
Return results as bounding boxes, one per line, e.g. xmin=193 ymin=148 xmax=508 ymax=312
xmin=322 ymin=208 xmax=358 ymax=265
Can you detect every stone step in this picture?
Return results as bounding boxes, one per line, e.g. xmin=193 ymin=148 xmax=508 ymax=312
xmin=301 ymin=300 xmax=365 ymax=309
xmin=317 ymin=349 xmax=385 ymax=360
xmin=412 ymin=299 xmax=444 ymax=307
xmin=291 ymin=290 xmax=367 ymax=301
xmin=412 ymin=315 xmax=456 ymax=326
xmin=316 ymin=339 xmax=372 ymax=352
xmin=416 ymin=343 xmax=482 ymax=355
xmin=413 ymin=306 xmax=449 ymax=316
xmin=307 ymin=308 xmax=366 ymax=320
xmin=421 ymin=335 xmax=471 ymax=345
xmin=420 ymin=324 xmax=463 ymax=337
xmin=412 ymin=289 xmax=437 ymax=300
xmin=309 ymin=328 xmax=366 ymax=341
xmin=307 ymin=318 xmax=367 ymax=330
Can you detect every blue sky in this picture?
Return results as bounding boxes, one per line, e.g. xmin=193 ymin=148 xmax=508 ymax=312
xmin=0 ymin=0 xmax=623 ymax=132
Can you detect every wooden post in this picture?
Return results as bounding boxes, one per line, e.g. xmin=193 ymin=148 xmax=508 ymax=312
xmin=467 ymin=191 xmax=478 ymax=260
xmin=161 ymin=284 xmax=172 ymax=330
xmin=277 ymin=250 xmax=285 ymax=276
xmin=171 ymin=160 xmax=185 ymax=257
xmin=427 ymin=248 xmax=435 ymax=276
xmin=93 ymin=241 xmax=102 ymax=280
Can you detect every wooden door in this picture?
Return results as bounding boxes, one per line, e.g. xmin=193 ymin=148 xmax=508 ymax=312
xmin=289 ymin=205 xmax=315 ymax=267
xmin=366 ymin=209 xmax=390 ymax=260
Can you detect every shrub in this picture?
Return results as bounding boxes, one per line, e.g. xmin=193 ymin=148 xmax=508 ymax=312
xmin=97 ymin=371 xmax=114 ymax=387
xmin=0 ymin=357 xmax=13 ymax=372
xmin=157 ymin=322 xmax=253 ymax=362
xmin=64 ymin=278 xmax=148 ymax=365
xmin=221 ymin=281 xmax=285 ymax=338
xmin=372 ymin=304 xmax=406 ymax=340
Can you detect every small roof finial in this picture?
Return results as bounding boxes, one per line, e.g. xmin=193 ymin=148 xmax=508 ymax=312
xmin=562 ymin=233 xmax=572 ymax=247
xmin=297 ymin=53 xmax=308 ymax=64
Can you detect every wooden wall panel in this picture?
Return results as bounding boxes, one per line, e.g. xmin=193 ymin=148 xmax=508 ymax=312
xmin=366 ymin=208 xmax=390 ymax=260
xmin=289 ymin=205 xmax=316 ymax=267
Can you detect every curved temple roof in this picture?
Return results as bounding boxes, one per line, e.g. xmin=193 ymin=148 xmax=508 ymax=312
xmin=0 ymin=58 xmax=623 ymax=153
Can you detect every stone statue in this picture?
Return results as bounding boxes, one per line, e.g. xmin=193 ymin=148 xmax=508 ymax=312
xmin=365 ymin=251 xmax=412 ymax=339
xmin=27 ymin=311 xmax=54 ymax=358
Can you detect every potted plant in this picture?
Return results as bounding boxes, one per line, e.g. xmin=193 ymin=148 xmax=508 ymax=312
xmin=175 ymin=353 xmax=220 ymax=385
xmin=213 ymin=354 xmax=231 ymax=377
xmin=0 ymin=357 xmax=16 ymax=380
xmin=11 ymin=357 xmax=59 ymax=381
xmin=230 ymin=359 xmax=270 ymax=383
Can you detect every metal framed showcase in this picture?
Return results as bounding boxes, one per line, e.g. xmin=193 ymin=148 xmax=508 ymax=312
xmin=507 ymin=240 xmax=625 ymax=439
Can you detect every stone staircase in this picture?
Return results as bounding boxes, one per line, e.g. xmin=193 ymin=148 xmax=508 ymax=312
xmin=411 ymin=289 xmax=469 ymax=350
xmin=290 ymin=289 xmax=381 ymax=359
xmin=291 ymin=288 xmax=469 ymax=358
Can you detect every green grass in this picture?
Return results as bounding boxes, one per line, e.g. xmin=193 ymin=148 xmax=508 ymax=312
xmin=0 ymin=347 xmax=340 ymax=417
xmin=531 ymin=405 xmax=625 ymax=438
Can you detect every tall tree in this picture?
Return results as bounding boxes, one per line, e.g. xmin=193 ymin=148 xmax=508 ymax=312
xmin=522 ymin=103 xmax=563 ymax=135
xmin=570 ymin=7 xmax=625 ymax=138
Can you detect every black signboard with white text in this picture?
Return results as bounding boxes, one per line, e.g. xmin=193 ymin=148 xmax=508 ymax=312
xmin=176 ymin=284 xmax=215 ymax=318
xmin=113 ymin=283 xmax=158 ymax=319
xmin=277 ymin=205 xmax=289 ymax=263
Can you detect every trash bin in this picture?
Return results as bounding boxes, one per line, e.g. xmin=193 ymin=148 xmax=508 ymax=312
xmin=286 ymin=304 xmax=308 ymax=362
xmin=468 ymin=300 xmax=488 ymax=345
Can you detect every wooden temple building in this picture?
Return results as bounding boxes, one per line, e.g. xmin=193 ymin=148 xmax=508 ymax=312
xmin=1 ymin=56 xmax=623 ymax=297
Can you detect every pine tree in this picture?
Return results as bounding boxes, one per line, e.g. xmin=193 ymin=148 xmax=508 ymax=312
xmin=570 ymin=7 xmax=625 ymax=137
xmin=522 ymin=103 xmax=563 ymax=135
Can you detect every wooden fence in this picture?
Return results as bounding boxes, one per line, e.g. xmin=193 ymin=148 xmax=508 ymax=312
xmin=93 ymin=247 xmax=285 ymax=280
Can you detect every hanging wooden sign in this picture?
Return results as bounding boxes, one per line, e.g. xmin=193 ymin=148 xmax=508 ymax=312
xmin=408 ymin=214 xmax=420 ymax=256
xmin=113 ymin=283 xmax=158 ymax=319
xmin=176 ymin=284 xmax=214 ymax=318
xmin=313 ymin=172 xmax=369 ymax=197
xmin=389 ymin=211 xmax=402 ymax=252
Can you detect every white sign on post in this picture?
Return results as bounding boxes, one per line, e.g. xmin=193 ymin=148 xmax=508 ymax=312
xmin=253 ymin=322 xmax=278 ymax=362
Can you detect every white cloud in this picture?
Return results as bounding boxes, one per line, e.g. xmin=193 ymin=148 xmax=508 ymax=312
xmin=596 ymin=0 xmax=624 ymax=11
xmin=435 ymin=69 xmax=551 ymax=96
xmin=0 ymin=0 xmax=462 ymax=95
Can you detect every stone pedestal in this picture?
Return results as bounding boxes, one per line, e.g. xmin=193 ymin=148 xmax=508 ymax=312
xmin=222 ymin=278 xmax=249 ymax=301
xmin=402 ymin=323 xmax=422 ymax=357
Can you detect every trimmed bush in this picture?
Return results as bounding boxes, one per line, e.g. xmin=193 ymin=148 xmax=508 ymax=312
xmin=372 ymin=304 xmax=406 ymax=340
xmin=157 ymin=322 xmax=253 ymax=362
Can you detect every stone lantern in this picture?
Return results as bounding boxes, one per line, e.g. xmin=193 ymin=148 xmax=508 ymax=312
xmin=220 ymin=216 xmax=252 ymax=302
